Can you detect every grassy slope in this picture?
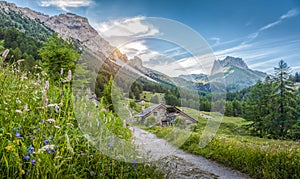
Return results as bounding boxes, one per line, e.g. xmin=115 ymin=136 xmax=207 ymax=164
xmin=146 ymin=107 xmax=300 ymax=178
xmin=0 ymin=62 xmax=163 ymax=178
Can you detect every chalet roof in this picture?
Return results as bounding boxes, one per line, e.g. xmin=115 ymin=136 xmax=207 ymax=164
xmin=135 ymin=104 xmax=198 ymax=123
xmin=135 ymin=103 xmax=165 ymax=117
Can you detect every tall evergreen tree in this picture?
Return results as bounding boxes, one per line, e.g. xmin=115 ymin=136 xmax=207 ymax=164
xmin=273 ymin=60 xmax=298 ymax=139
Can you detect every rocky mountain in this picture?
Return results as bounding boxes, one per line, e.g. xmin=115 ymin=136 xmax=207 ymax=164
xmin=181 ymin=56 xmax=267 ymax=92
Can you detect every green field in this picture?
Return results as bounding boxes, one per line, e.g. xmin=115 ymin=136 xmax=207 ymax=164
xmin=146 ymin=109 xmax=300 ymax=179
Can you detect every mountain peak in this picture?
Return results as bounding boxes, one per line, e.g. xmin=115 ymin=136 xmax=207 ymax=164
xmin=218 ymin=56 xmax=249 ymax=69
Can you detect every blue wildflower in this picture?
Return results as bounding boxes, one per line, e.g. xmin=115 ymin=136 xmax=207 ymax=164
xmin=131 ymin=160 xmax=138 ymax=166
xmin=15 ymin=132 xmax=21 ymax=138
xmin=90 ymin=171 xmax=95 ymax=176
xmin=42 ymin=135 xmax=46 ymax=139
xmin=27 ymin=145 xmax=34 ymax=154
xmin=108 ymin=141 xmax=113 ymax=147
xmin=44 ymin=140 xmax=50 ymax=145
xmin=24 ymin=155 xmax=30 ymax=161
xmin=52 ymin=150 xmax=56 ymax=153
xmin=47 ymin=150 xmax=51 ymax=154
xmin=31 ymin=159 xmax=36 ymax=165
xmin=38 ymin=128 xmax=41 ymax=132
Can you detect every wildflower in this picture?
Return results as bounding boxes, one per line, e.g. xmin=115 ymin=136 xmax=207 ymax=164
xmin=24 ymin=104 xmax=29 ymax=112
xmin=131 ymin=160 xmax=138 ymax=166
xmin=45 ymin=81 xmax=49 ymax=90
xmin=47 ymin=104 xmax=59 ymax=112
xmin=67 ymin=123 xmax=74 ymax=127
xmin=15 ymin=132 xmax=21 ymax=138
xmin=24 ymin=155 xmax=30 ymax=161
xmin=60 ymin=68 xmax=64 ymax=75
xmin=38 ymin=145 xmax=55 ymax=153
xmin=26 ymin=171 xmax=30 ymax=175
xmin=54 ymin=125 xmax=60 ymax=129
xmin=13 ymin=140 xmax=20 ymax=145
xmin=42 ymin=135 xmax=46 ymax=139
xmin=90 ymin=171 xmax=95 ymax=176
xmin=27 ymin=145 xmax=34 ymax=154
xmin=67 ymin=70 xmax=72 ymax=82
xmin=21 ymin=169 xmax=25 ymax=175
xmin=5 ymin=146 xmax=12 ymax=151
xmin=16 ymin=110 xmax=22 ymax=114
xmin=2 ymin=49 xmax=9 ymax=59
xmin=46 ymin=119 xmax=55 ymax=124
xmin=108 ymin=141 xmax=113 ymax=147
xmin=47 ymin=150 xmax=51 ymax=154
xmin=17 ymin=59 xmax=25 ymax=66
xmin=44 ymin=140 xmax=50 ymax=145
xmin=31 ymin=159 xmax=36 ymax=165
xmin=38 ymin=128 xmax=41 ymax=132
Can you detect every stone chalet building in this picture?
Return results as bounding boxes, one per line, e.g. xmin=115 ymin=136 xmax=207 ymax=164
xmin=135 ymin=103 xmax=197 ymax=126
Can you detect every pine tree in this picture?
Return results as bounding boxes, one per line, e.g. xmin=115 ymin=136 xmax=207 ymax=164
xmin=273 ymin=60 xmax=298 ymax=139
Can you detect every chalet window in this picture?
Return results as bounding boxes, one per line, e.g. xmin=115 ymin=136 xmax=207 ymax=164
xmin=153 ymin=112 xmax=158 ymax=116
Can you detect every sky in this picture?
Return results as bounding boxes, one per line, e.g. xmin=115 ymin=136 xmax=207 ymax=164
xmin=8 ymin=0 xmax=300 ymax=76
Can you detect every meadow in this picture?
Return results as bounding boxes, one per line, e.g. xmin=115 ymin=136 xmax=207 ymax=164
xmin=0 ymin=60 xmax=163 ymax=178
xmin=146 ymin=110 xmax=300 ymax=179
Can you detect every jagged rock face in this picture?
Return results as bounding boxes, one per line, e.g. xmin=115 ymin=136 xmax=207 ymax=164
xmin=129 ymin=56 xmax=144 ymax=69
xmin=0 ymin=1 xmax=127 ymax=61
xmin=217 ymin=56 xmax=249 ymax=69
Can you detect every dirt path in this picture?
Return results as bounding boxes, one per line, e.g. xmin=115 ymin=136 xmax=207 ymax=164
xmin=131 ymin=127 xmax=249 ymax=179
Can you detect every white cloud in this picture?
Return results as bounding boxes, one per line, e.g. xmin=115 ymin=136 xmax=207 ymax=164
xmin=39 ymin=0 xmax=94 ymax=11
xmin=245 ymin=8 xmax=299 ymax=42
xmin=95 ymin=16 xmax=159 ymax=48
xmin=280 ymin=9 xmax=299 ymax=20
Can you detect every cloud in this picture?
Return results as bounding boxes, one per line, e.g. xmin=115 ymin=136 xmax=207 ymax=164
xmin=39 ymin=0 xmax=94 ymax=11
xmin=245 ymin=8 xmax=299 ymax=42
xmin=95 ymin=16 xmax=159 ymax=48
xmin=210 ymin=37 xmax=221 ymax=46
xmin=280 ymin=9 xmax=299 ymax=19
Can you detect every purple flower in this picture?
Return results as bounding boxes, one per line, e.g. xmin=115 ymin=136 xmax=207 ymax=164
xmin=31 ymin=159 xmax=36 ymax=165
xmin=52 ymin=150 xmax=56 ymax=153
xmin=42 ymin=135 xmax=46 ymax=139
xmin=131 ymin=160 xmax=138 ymax=166
xmin=15 ymin=132 xmax=21 ymax=138
xmin=108 ymin=141 xmax=113 ymax=147
xmin=27 ymin=145 xmax=34 ymax=154
xmin=47 ymin=150 xmax=51 ymax=154
xmin=90 ymin=171 xmax=95 ymax=176
xmin=38 ymin=128 xmax=41 ymax=132
xmin=44 ymin=140 xmax=50 ymax=145
xmin=24 ymin=155 xmax=30 ymax=161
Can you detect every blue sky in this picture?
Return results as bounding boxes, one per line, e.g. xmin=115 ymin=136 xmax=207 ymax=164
xmin=8 ymin=0 xmax=300 ymax=76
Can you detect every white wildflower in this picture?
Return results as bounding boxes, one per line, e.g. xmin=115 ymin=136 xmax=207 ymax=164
xmin=60 ymin=68 xmax=64 ymax=75
xmin=67 ymin=123 xmax=74 ymax=127
xmin=15 ymin=110 xmax=22 ymax=114
xmin=65 ymin=70 xmax=72 ymax=82
xmin=2 ymin=49 xmax=9 ymax=59
xmin=54 ymin=125 xmax=60 ymax=129
xmin=45 ymin=81 xmax=49 ymax=90
xmin=38 ymin=144 xmax=55 ymax=153
xmin=46 ymin=119 xmax=55 ymax=124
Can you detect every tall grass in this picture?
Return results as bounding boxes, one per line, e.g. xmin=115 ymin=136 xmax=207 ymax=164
xmin=149 ymin=123 xmax=300 ymax=178
xmin=0 ymin=60 xmax=162 ymax=178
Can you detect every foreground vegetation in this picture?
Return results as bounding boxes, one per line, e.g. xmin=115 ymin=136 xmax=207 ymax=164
xmin=0 ymin=45 xmax=162 ymax=178
xmin=146 ymin=114 xmax=300 ymax=179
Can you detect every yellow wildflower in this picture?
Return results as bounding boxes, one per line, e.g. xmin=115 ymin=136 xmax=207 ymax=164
xmin=21 ymin=170 xmax=25 ymax=175
xmin=5 ymin=146 xmax=13 ymax=151
xmin=13 ymin=140 xmax=20 ymax=145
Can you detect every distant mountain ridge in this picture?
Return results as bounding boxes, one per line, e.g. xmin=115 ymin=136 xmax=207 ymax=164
xmin=179 ymin=56 xmax=267 ymax=92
